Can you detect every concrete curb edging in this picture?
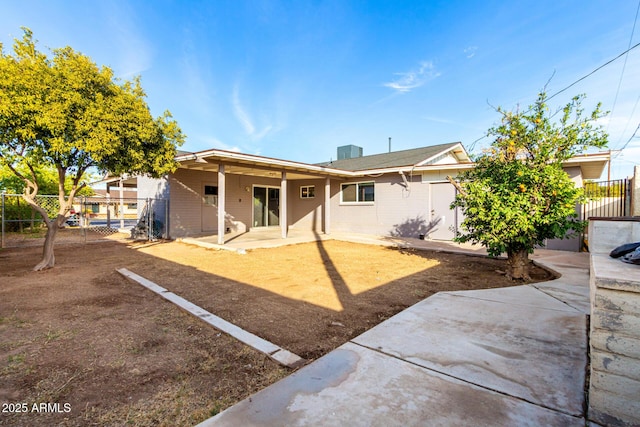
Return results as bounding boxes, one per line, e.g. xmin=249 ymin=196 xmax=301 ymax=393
xmin=116 ymin=268 xmax=305 ymax=369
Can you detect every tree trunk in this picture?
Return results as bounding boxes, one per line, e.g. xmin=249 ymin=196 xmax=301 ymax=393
xmin=506 ymin=249 xmax=531 ymax=281
xmin=33 ymin=217 xmax=62 ymax=271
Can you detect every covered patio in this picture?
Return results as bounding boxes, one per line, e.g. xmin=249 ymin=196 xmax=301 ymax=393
xmin=173 ymin=150 xmax=353 ymax=245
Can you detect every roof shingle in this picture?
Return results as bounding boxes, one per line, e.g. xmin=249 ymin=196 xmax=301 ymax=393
xmin=316 ymin=142 xmax=460 ymax=171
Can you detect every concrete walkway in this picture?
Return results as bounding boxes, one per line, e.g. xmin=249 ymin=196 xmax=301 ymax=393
xmin=196 ymin=235 xmax=591 ymax=426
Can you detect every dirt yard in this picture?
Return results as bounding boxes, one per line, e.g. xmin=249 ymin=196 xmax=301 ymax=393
xmin=0 ymin=233 xmax=554 ymax=426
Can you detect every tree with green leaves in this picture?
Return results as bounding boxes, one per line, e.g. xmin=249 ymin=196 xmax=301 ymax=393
xmin=1 ymin=163 xmax=95 ymax=233
xmin=1 ymin=163 xmax=96 ymax=195
xmin=0 ymin=29 xmax=184 ymax=270
xmin=449 ymin=92 xmax=608 ymax=280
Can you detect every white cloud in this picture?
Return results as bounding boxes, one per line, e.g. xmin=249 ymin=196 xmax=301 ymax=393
xmin=197 ymin=135 xmax=242 ymax=153
xmin=178 ymin=32 xmax=216 ymax=120
xmin=464 ymin=46 xmax=478 ymax=58
xmin=424 ymin=116 xmax=456 ymax=125
xmin=232 ymin=84 xmax=255 ymax=135
xmin=232 ymin=83 xmax=273 ymax=140
xmin=253 ymin=125 xmax=273 ymax=140
xmin=383 ymin=61 xmax=441 ymax=93
xmin=101 ymin=2 xmax=152 ymax=77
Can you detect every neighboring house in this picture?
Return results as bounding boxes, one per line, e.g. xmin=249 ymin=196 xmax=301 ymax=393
xmin=81 ymin=176 xmax=139 ymax=218
xmin=88 ymin=189 xmax=139 ymax=217
xmin=138 ymin=142 xmax=609 ymax=251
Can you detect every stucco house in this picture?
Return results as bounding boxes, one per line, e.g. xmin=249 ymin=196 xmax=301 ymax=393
xmin=137 ymin=142 xmax=609 ymax=251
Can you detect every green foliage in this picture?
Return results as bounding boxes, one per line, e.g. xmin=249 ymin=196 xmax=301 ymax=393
xmin=0 ymin=28 xmax=184 ymax=269
xmin=1 ymin=195 xmax=43 ymax=232
xmin=0 ymin=28 xmax=183 ymax=222
xmin=452 ymin=92 xmax=608 ymax=258
xmin=1 ymin=164 xmax=95 ymax=195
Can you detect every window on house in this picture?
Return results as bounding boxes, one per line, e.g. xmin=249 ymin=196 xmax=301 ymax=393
xmin=126 ymin=203 xmax=138 ymax=210
xmin=204 ymin=185 xmax=218 ymax=206
xmin=300 ymin=185 xmax=315 ymax=198
xmin=341 ymin=182 xmax=374 ymax=203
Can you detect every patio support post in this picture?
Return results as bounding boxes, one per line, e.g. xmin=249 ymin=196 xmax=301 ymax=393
xmin=324 ymin=177 xmax=331 ymax=235
xmin=217 ymin=163 xmax=226 ymax=245
xmin=106 ymin=191 xmax=111 ymax=229
xmin=281 ymin=171 xmax=288 ymax=238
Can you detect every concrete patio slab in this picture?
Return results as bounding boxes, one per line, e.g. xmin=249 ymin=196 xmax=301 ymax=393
xmin=530 ymin=251 xmax=591 ymax=314
xmin=200 ymin=342 xmax=584 ymax=427
xmin=444 ymin=284 xmax=581 ymax=312
xmin=351 ymin=290 xmax=587 ymax=416
xmin=530 ymin=250 xmax=590 ymax=270
xmin=532 ymin=279 xmax=591 ymax=314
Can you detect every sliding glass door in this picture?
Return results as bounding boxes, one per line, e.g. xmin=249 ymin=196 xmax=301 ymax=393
xmin=253 ymin=186 xmax=279 ymax=227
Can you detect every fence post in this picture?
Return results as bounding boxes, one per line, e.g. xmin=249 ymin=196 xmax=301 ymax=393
xmin=1 ymin=192 xmax=5 ymax=249
xmin=83 ymin=195 xmax=87 ymax=244
xmin=147 ymin=198 xmax=152 ymax=241
xmin=119 ymin=178 xmax=125 ymax=230
xmin=106 ymin=193 xmax=111 ymax=229
xmin=164 ymin=198 xmax=169 ymax=239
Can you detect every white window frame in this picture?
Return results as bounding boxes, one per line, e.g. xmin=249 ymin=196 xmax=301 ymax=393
xmin=340 ymin=181 xmax=375 ymax=205
xmin=300 ymin=185 xmax=315 ymax=199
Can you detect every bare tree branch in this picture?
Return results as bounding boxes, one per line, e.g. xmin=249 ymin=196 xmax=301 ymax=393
xmin=446 ymin=175 xmax=465 ymax=195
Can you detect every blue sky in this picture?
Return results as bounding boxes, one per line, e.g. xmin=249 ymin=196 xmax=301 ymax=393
xmin=2 ymin=0 xmax=639 ymax=179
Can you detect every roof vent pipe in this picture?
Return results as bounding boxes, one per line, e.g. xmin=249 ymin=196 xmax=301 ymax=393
xmin=389 ymin=137 xmax=391 ymax=153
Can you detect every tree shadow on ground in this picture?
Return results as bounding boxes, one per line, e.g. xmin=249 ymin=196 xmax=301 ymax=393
xmin=389 ymin=215 xmax=441 ymax=239
xmin=0 ymin=238 xmax=554 ymax=426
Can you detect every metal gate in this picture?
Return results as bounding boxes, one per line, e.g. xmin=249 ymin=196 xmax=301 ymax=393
xmin=582 ymin=179 xmax=631 ymax=220
xmin=580 ymin=178 xmax=631 ymax=251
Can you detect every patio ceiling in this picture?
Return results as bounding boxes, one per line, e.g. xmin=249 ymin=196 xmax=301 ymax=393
xmin=176 ymin=150 xmax=354 ymax=180
xmin=178 ymin=158 xmax=332 ymax=180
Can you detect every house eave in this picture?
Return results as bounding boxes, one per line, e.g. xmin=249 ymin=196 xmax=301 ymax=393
xmin=562 ymin=153 xmax=610 ymax=180
xmin=415 ymin=142 xmax=470 ymax=166
xmin=176 ymin=149 xmax=356 ymax=179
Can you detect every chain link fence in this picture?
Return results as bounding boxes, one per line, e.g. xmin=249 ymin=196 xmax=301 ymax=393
xmin=1 ymin=193 xmax=168 ymax=248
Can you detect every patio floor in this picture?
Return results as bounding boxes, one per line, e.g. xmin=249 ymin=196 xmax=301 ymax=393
xmin=179 ymin=228 xmax=491 ymax=255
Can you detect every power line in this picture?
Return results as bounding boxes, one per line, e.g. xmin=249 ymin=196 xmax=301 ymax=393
xmin=468 ymin=41 xmax=640 ymax=154
xmin=614 ymin=120 xmax=640 ymax=156
xmin=546 ymin=41 xmax=640 ymax=102
xmin=608 ymin=0 xmax=640 ymax=136
xmin=615 ymin=94 xmax=640 ymax=147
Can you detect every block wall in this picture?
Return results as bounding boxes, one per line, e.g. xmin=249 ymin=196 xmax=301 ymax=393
xmin=588 ymin=218 xmax=640 ymax=426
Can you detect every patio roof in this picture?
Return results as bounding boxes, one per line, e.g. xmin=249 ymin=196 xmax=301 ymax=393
xmin=175 ymin=149 xmax=354 ymax=180
xmin=175 ymin=143 xmax=471 ymax=179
